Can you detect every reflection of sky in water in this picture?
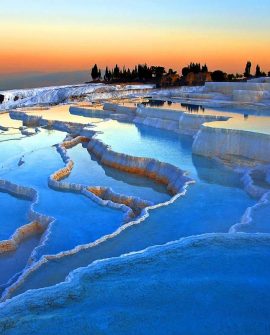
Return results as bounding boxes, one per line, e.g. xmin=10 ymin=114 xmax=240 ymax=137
xmin=23 ymin=104 xmax=104 ymax=124
xmin=207 ymin=116 xmax=270 ymax=135
xmin=2 ymin=99 xmax=270 ymax=136
xmin=144 ymin=100 xmax=270 ymax=115
xmin=0 ymin=112 xmax=22 ymax=130
xmin=119 ymin=99 xmax=270 ymax=135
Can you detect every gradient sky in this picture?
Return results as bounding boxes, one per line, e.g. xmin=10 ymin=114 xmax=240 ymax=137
xmin=1 ymin=0 xmax=270 ymax=75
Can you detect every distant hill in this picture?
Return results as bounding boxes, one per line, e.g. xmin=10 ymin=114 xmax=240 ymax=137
xmin=0 ymin=70 xmax=90 ymax=90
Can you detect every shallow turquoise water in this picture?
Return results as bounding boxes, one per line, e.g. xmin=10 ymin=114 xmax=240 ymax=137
xmin=249 ymin=201 xmax=270 ymax=233
xmin=0 ymin=193 xmax=31 ymax=240
xmin=1 ymin=234 xmax=270 ymax=335
xmin=0 ymin=127 xmax=127 ymax=289
xmin=94 ymin=120 xmax=247 ymax=189
xmin=0 ymin=110 xmax=268 ymax=334
xmin=1 ymin=136 xmax=124 ymax=259
xmin=0 ymin=234 xmax=42 ymax=289
xmin=0 ymin=129 xmax=64 ymax=176
xmin=66 ymin=144 xmax=170 ymax=204
xmin=95 ymin=121 xmax=199 ymax=177
xmin=0 ymin=129 xmax=62 ymax=281
xmin=9 ymin=120 xmax=255 ymax=296
xmin=14 ymin=180 xmax=253 ymax=295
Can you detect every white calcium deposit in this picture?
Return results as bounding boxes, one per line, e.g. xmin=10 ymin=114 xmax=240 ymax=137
xmin=0 ymin=84 xmax=155 ymax=110
xmin=192 ymin=125 xmax=270 ymax=163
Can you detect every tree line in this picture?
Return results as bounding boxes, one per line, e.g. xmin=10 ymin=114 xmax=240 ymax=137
xmin=244 ymin=61 xmax=269 ymax=78
xmin=90 ymin=61 xmax=270 ymax=84
xmin=210 ymin=62 xmax=270 ymax=82
xmin=91 ymin=64 xmax=168 ymax=83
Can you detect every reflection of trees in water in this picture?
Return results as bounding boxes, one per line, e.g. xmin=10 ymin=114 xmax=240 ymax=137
xmin=142 ymin=100 xmax=178 ymax=107
xmin=142 ymin=100 xmax=166 ymax=107
xmin=181 ymin=103 xmax=205 ymax=113
xmin=141 ymin=100 xmax=211 ymax=114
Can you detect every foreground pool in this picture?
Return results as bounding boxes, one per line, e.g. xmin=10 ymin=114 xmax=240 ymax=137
xmin=0 ymin=92 xmax=269 ymax=335
xmin=1 ymin=113 xmax=256 ymax=299
xmin=1 ymin=234 xmax=270 ymax=335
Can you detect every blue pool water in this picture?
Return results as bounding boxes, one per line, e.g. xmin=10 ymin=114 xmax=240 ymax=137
xmin=0 ymin=193 xmax=31 ymax=240
xmin=94 ymin=120 xmax=248 ymax=190
xmin=0 ymin=234 xmax=42 ymax=289
xmin=1 ymin=135 xmax=124 ymax=259
xmin=7 ymin=119 xmax=255 ymax=297
xmin=95 ymin=120 xmax=198 ymax=176
xmin=1 ymin=234 xmax=270 ymax=335
xmin=249 ymin=200 xmax=270 ymax=233
xmin=66 ymin=144 xmax=170 ymax=204
xmin=0 ymin=127 xmax=127 ymax=290
xmin=13 ymin=179 xmax=253 ymax=295
xmin=0 ymin=108 xmax=268 ymax=334
xmin=0 ymin=130 xmax=65 ymax=176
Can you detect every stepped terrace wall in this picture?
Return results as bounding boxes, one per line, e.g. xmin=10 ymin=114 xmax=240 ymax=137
xmin=192 ymin=125 xmax=270 ymax=163
xmin=134 ymin=106 xmax=228 ymax=135
xmin=87 ymin=137 xmax=192 ymax=195
xmin=0 ymin=180 xmax=51 ymax=253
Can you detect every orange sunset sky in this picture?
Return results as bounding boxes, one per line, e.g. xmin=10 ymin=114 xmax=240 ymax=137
xmin=1 ymin=0 xmax=270 ymax=76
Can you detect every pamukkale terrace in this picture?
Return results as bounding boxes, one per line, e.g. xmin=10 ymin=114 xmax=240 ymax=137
xmin=0 ymin=77 xmax=270 ymax=334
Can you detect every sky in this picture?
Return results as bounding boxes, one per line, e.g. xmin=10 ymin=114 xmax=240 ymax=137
xmin=0 ymin=0 xmax=270 ymax=77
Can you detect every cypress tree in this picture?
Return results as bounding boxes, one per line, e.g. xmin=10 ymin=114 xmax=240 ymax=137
xmin=91 ymin=64 xmax=99 ymax=81
xmin=202 ymin=64 xmax=208 ymax=72
xmin=104 ymin=67 xmax=109 ymax=82
xmin=113 ymin=64 xmax=120 ymax=79
xmin=244 ymin=61 xmax=252 ymax=78
xmin=255 ymin=65 xmax=262 ymax=77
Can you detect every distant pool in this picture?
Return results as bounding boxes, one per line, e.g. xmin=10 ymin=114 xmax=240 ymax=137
xmin=115 ymin=98 xmax=270 ymax=135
